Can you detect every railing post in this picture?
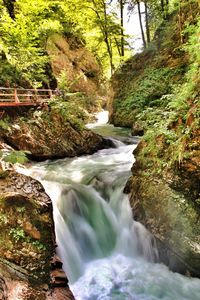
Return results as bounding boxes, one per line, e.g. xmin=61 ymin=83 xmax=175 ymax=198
xmin=14 ymin=88 xmax=20 ymax=103
xmin=48 ymin=89 xmax=53 ymax=98
xmin=34 ymin=88 xmax=37 ymax=103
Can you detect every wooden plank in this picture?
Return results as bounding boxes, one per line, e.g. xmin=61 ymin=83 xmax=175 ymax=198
xmin=0 ymin=99 xmax=14 ymax=102
xmin=0 ymin=102 xmax=38 ymax=107
xmin=0 ymin=87 xmax=54 ymax=92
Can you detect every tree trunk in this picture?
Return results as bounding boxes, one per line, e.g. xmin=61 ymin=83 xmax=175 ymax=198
xmin=165 ymin=0 xmax=169 ymax=19
xmin=91 ymin=0 xmax=114 ymax=75
xmin=102 ymin=0 xmax=114 ymax=75
xmin=120 ymin=0 xmax=125 ymax=57
xmin=144 ymin=0 xmax=150 ymax=45
xmin=178 ymin=0 xmax=183 ymax=44
xmin=137 ymin=0 xmax=146 ymax=49
xmin=160 ymin=0 xmax=165 ymax=19
xmin=3 ymin=0 xmax=16 ymax=19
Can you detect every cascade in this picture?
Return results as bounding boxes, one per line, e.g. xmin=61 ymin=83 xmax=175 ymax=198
xmin=21 ymin=111 xmax=200 ymax=300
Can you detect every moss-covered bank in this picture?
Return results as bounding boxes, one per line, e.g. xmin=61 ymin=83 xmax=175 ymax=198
xmin=111 ymin=1 xmax=200 ymax=277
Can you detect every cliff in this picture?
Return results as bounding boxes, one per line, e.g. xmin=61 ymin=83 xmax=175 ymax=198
xmin=47 ymin=34 xmax=104 ymax=100
xmin=111 ymin=2 xmax=200 ymax=277
xmin=110 ymin=2 xmax=198 ymax=129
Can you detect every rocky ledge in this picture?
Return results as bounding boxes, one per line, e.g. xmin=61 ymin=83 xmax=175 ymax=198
xmin=0 ymin=107 xmax=112 ymax=161
xmin=0 ymin=167 xmax=74 ymax=299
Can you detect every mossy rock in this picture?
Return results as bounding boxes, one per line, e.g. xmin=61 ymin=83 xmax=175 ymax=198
xmin=0 ymin=171 xmax=55 ymax=283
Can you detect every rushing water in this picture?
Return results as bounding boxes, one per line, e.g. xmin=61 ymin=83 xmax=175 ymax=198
xmin=21 ymin=111 xmax=200 ymax=300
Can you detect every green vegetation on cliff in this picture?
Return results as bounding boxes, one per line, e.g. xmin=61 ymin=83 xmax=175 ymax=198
xmin=111 ymin=0 xmax=200 ymax=168
xmin=112 ymin=0 xmax=200 ymax=277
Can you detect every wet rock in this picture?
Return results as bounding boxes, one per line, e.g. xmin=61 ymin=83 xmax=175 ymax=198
xmin=131 ymin=121 xmax=144 ymax=136
xmin=51 ymin=256 xmax=63 ymax=270
xmin=0 ymin=170 xmax=75 ymax=299
xmin=23 ymin=221 xmax=41 ymax=240
xmin=50 ymin=269 xmax=68 ymax=288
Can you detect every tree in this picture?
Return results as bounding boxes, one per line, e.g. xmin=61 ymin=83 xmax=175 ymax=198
xmin=137 ymin=1 xmax=147 ymax=48
xmin=119 ymin=0 xmax=125 ymax=57
xmin=2 ymin=0 xmax=15 ymax=19
xmin=128 ymin=0 xmax=176 ymax=49
xmin=144 ymin=0 xmax=150 ymax=44
xmin=0 ymin=0 xmax=130 ymax=79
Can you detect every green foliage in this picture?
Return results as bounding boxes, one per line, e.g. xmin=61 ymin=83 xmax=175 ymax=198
xmin=32 ymin=240 xmax=46 ymax=251
xmin=0 ymin=150 xmax=29 ymax=165
xmin=117 ymin=66 xmax=182 ymax=115
xmin=9 ymin=227 xmax=46 ymax=250
xmin=0 ymin=119 xmax=10 ymax=130
xmin=0 ymin=214 xmax=8 ymax=225
xmin=0 ymin=0 xmax=133 ymax=83
xmin=57 ymin=71 xmax=84 ymax=96
xmin=9 ymin=227 xmax=25 ymax=242
xmin=138 ymin=15 xmax=200 ymax=168
xmin=16 ymin=206 xmax=26 ymax=214
xmin=49 ymin=98 xmax=86 ymax=131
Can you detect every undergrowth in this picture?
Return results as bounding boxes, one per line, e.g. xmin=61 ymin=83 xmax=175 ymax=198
xmin=132 ymin=15 xmax=200 ymax=171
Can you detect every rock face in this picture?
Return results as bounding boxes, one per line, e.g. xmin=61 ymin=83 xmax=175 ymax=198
xmin=125 ymin=131 xmax=200 ymax=277
xmin=0 ymin=169 xmax=75 ymax=299
xmin=0 ymin=108 xmax=112 ymax=161
xmin=47 ymin=34 xmax=103 ymax=99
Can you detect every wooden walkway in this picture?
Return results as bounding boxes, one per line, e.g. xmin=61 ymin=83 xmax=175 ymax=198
xmin=0 ymin=87 xmax=55 ymax=107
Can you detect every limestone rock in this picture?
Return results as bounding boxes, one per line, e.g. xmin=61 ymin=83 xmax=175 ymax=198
xmin=47 ymin=34 xmax=102 ymax=98
xmin=0 ymin=109 xmax=112 ymax=161
xmin=126 ymin=133 xmax=200 ymax=277
xmin=0 ymin=170 xmax=75 ymax=299
xmin=131 ymin=121 xmax=144 ymax=136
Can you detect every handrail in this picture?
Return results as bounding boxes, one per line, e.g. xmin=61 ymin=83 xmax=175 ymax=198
xmin=0 ymin=87 xmax=56 ymax=104
xmin=0 ymin=87 xmax=54 ymax=92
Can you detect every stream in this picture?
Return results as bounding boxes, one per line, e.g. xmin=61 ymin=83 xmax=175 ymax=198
xmin=22 ymin=112 xmax=200 ymax=299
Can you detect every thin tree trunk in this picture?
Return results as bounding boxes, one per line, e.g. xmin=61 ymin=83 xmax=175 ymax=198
xmin=178 ymin=0 xmax=183 ymax=44
xmin=120 ymin=0 xmax=125 ymax=57
xmin=160 ymin=0 xmax=165 ymax=19
xmin=102 ymin=0 xmax=114 ymax=75
xmin=165 ymin=0 xmax=169 ymax=19
xmin=114 ymin=37 xmax=122 ymax=57
xmin=160 ymin=0 xmax=165 ymax=12
xmin=144 ymin=0 xmax=150 ymax=45
xmin=91 ymin=0 xmax=114 ymax=75
xmin=3 ymin=0 xmax=16 ymax=19
xmin=137 ymin=0 xmax=146 ymax=49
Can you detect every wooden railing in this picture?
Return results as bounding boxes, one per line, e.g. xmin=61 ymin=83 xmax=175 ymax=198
xmin=0 ymin=87 xmax=56 ymax=104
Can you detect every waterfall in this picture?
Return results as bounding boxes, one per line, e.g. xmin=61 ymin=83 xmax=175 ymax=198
xmin=20 ymin=111 xmax=200 ymax=300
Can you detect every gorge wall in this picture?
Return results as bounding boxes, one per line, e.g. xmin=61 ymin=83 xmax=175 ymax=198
xmin=111 ymin=2 xmax=200 ymax=277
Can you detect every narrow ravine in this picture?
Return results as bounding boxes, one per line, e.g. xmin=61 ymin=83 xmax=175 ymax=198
xmin=22 ymin=112 xmax=200 ymax=300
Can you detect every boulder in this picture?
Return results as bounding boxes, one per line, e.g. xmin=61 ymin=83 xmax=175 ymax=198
xmin=0 ymin=109 xmax=112 ymax=161
xmin=0 ymin=170 xmax=74 ymax=299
